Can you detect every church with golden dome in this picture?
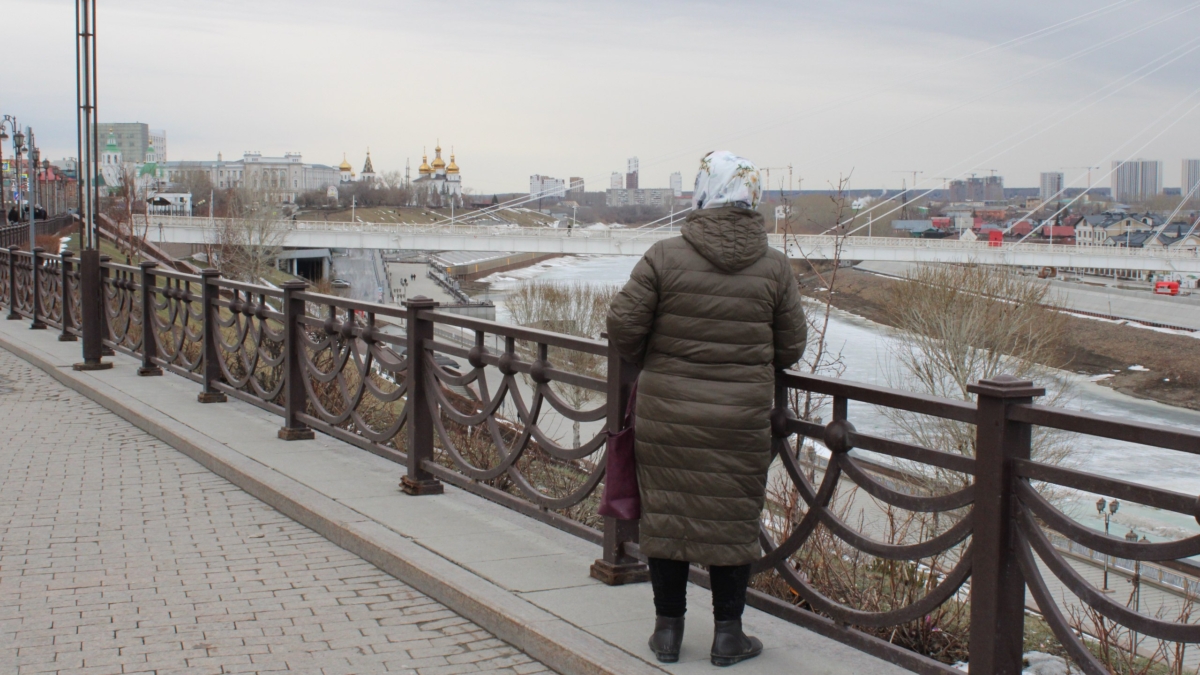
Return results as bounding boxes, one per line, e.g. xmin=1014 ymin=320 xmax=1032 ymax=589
xmin=413 ymin=142 xmax=462 ymax=205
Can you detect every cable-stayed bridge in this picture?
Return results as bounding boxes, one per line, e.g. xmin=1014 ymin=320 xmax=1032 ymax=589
xmin=140 ymin=215 xmax=1200 ymax=273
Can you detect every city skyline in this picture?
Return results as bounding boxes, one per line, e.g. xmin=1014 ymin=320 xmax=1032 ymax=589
xmin=6 ymin=0 xmax=1200 ymax=194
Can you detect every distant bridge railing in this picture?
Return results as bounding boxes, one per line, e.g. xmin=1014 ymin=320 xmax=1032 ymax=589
xmin=5 ymin=243 xmax=1200 ymax=674
xmin=139 ymin=214 xmax=1200 ymax=270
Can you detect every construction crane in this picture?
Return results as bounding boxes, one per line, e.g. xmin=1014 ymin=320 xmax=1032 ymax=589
xmin=932 ymin=177 xmax=955 ymax=199
xmin=1063 ymin=166 xmax=1100 ymax=191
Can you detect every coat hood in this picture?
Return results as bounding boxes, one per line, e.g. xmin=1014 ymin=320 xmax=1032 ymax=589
xmin=681 ymin=206 xmax=769 ymax=273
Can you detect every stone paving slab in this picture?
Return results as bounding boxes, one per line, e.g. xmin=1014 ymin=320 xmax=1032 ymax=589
xmin=0 ymin=346 xmax=552 ymax=675
xmin=0 ymin=319 xmax=914 ymax=675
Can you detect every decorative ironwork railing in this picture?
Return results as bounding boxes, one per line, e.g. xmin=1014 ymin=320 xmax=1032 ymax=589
xmin=4 ymin=245 xmax=1200 ymax=674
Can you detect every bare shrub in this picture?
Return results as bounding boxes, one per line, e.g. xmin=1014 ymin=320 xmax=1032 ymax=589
xmin=883 ymin=264 xmax=1076 ymax=495
xmin=505 ymin=279 xmax=616 ymax=448
xmin=1067 ymin=589 xmax=1200 ymax=674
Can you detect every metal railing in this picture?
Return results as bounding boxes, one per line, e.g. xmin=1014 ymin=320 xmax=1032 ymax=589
xmin=0 ymin=214 xmax=78 ymax=249
xmin=4 ymin=245 xmax=1200 ymax=675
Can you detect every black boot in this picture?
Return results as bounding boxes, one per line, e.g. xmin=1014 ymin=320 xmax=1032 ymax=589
xmin=710 ymin=619 xmax=763 ymax=667
xmin=648 ymin=616 xmax=685 ymax=663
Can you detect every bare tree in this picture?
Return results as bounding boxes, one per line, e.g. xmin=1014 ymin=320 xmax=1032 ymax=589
xmin=506 ymin=280 xmax=617 ymax=448
xmin=208 ymin=188 xmax=288 ymax=283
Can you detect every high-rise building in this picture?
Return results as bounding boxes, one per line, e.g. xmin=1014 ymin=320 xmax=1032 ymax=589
xmin=1040 ymin=172 xmax=1064 ymax=202
xmin=946 ymin=175 xmax=1004 ymax=202
xmin=626 ymin=157 xmax=639 ymax=190
xmin=1111 ymin=159 xmax=1162 ymax=202
xmin=92 ymin=122 xmax=166 ymax=163
xmin=610 ymin=172 xmax=623 ymax=189
xmin=568 ymin=177 xmax=584 ymax=194
xmin=529 ymin=174 xmax=566 ymax=199
xmin=670 ymin=172 xmax=683 ymax=197
xmin=1183 ymin=159 xmax=1200 ymax=200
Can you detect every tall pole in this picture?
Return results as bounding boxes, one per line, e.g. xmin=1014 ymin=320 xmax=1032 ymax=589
xmin=0 ymin=125 xmax=6 ymax=219
xmin=74 ymin=0 xmax=110 ymax=371
xmin=27 ymin=129 xmax=36 ymax=252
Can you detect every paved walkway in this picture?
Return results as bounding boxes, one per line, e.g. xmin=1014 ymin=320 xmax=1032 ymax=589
xmin=0 ymin=348 xmax=551 ymax=675
xmin=0 ymin=318 xmax=912 ymax=675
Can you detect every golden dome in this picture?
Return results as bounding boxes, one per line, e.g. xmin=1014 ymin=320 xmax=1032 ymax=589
xmin=431 ymin=143 xmax=446 ymax=171
xmin=446 ymin=151 xmax=459 ymax=175
xmin=339 ymin=153 xmax=352 ymax=171
xmin=418 ymin=149 xmax=432 ymax=175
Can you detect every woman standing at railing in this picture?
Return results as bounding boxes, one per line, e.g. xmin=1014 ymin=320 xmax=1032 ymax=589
xmin=607 ymin=151 xmax=807 ymax=667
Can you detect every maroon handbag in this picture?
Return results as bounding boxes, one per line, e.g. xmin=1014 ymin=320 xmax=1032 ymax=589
xmin=598 ymin=382 xmax=640 ymax=520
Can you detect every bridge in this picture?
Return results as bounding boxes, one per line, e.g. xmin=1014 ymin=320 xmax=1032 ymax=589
xmin=5 ymin=245 xmax=1200 ymax=674
xmin=139 ymin=215 xmax=1200 ymax=273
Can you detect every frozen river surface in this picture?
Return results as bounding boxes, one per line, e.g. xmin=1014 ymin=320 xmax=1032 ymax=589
xmin=478 ymin=254 xmax=1200 ymax=541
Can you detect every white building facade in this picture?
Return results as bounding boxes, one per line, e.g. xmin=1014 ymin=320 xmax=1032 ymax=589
xmin=412 ymin=144 xmax=462 ymax=206
xmin=161 ymin=152 xmax=339 ymax=204
xmin=606 ymin=188 xmax=674 ymax=207
xmin=529 ymin=174 xmax=566 ymax=199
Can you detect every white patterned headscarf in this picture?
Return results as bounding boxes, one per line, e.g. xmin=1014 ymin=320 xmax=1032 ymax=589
xmin=691 ymin=151 xmax=762 ymax=211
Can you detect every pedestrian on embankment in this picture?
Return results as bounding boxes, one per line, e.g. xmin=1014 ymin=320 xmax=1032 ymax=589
xmin=606 ymin=150 xmax=807 ymax=667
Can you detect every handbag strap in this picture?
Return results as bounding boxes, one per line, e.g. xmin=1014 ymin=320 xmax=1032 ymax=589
xmin=623 ymin=380 xmax=638 ymax=429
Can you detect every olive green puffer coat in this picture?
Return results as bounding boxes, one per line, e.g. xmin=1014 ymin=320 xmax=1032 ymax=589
xmin=606 ymin=206 xmax=807 ymax=566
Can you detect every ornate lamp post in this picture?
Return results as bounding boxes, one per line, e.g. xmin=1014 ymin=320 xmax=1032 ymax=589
xmin=1096 ymin=497 xmax=1119 ymax=591
xmin=0 ymin=114 xmax=21 ymax=220
xmin=4 ymin=119 xmax=27 ymax=224
xmin=0 ymin=122 xmax=7 ymax=218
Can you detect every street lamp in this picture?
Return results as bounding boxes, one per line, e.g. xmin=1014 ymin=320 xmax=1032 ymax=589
xmin=1096 ymin=498 xmax=1119 ymax=591
xmin=30 ymin=143 xmax=40 ymax=218
xmin=0 ymin=121 xmax=8 ymax=219
xmin=0 ymin=115 xmax=25 ymax=222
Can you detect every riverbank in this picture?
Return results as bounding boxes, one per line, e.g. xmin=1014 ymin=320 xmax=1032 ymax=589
xmin=806 ymin=266 xmax=1200 ymax=412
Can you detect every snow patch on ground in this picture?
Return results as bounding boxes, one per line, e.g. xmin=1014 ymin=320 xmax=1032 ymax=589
xmin=1128 ymin=364 xmax=1150 ymax=372
xmin=477 ymin=255 xmax=602 ymax=288
xmin=1063 ymin=311 xmax=1200 ymax=339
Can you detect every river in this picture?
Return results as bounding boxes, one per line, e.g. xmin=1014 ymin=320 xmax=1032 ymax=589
xmin=476 ymin=254 xmax=1200 ymax=542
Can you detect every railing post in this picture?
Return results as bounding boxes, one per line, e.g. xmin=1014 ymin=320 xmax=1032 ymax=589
xmin=197 ymin=269 xmax=227 ymax=403
xmin=72 ymin=248 xmax=112 ymax=371
xmin=137 ymin=261 xmax=162 ymax=376
xmin=590 ymin=340 xmax=648 ymax=585
xmin=59 ymin=251 xmax=77 ymax=341
xmin=5 ymin=246 xmax=17 ymax=320
xmin=98 ymin=256 xmax=114 ymax=356
xmin=400 ymin=295 xmax=443 ymax=495
xmin=278 ymin=280 xmax=314 ymax=440
xmin=967 ymin=374 xmax=1045 ymax=675
xmin=29 ymin=248 xmax=47 ymax=329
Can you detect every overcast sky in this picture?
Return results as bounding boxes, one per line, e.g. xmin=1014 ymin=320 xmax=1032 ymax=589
xmin=6 ymin=0 xmax=1200 ymax=193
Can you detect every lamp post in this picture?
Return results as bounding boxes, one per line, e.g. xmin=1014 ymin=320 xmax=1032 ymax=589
xmin=29 ymin=133 xmax=40 ymax=251
xmin=29 ymin=135 xmax=41 ymax=249
xmin=6 ymin=120 xmax=26 ymax=224
xmin=0 ymin=113 xmax=16 ymax=218
xmin=1124 ymin=529 xmax=1142 ymax=611
xmin=1097 ymin=497 xmax=1120 ymax=591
